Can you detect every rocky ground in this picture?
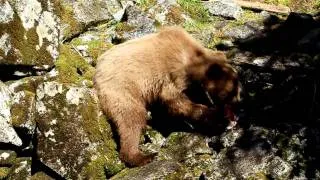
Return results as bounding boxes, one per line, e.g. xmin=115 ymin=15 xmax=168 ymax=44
xmin=0 ymin=0 xmax=320 ymax=179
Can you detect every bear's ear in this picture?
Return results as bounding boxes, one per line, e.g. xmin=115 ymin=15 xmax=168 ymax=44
xmin=206 ymin=63 xmax=225 ymax=80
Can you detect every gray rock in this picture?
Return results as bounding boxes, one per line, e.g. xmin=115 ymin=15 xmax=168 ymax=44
xmin=0 ymin=0 xmax=60 ymax=68
xmin=6 ymin=157 xmax=32 ymax=179
xmin=268 ymin=156 xmax=292 ymax=179
xmin=0 ymin=150 xmax=17 ymax=165
xmin=203 ymin=0 xmax=243 ymax=20
xmin=224 ymin=24 xmax=256 ymax=40
xmin=111 ymin=160 xmax=181 ymax=180
xmin=0 ymin=81 xmax=22 ymax=146
xmin=159 ymin=132 xmax=213 ymax=161
xmin=6 ymin=77 xmax=43 ymax=136
xmin=115 ymin=5 xmax=156 ymax=41
xmin=35 ymin=81 xmax=124 ymax=179
xmin=60 ymin=0 xmax=123 ymax=40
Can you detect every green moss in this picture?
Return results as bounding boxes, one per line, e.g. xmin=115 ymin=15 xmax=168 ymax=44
xmin=207 ymin=30 xmax=227 ymax=49
xmin=55 ymin=45 xmax=95 ymax=86
xmin=5 ymin=76 xmax=43 ymax=93
xmin=0 ymin=167 xmax=10 ymax=180
xmin=7 ymin=158 xmax=31 ymax=180
xmin=115 ymin=22 xmax=135 ymax=34
xmin=10 ymin=90 xmax=35 ymax=128
xmin=87 ymin=40 xmax=113 ymax=63
xmin=266 ymin=0 xmax=290 ymax=6
xmin=70 ymin=37 xmax=113 ymax=65
xmin=136 ymin=0 xmax=157 ymax=11
xmin=264 ymin=0 xmax=319 ymax=13
xmin=30 ymin=172 xmax=53 ymax=180
xmin=0 ymin=14 xmax=52 ymax=66
xmin=238 ymin=10 xmax=262 ymax=25
xmin=247 ymin=172 xmax=269 ymax=180
xmin=82 ymin=157 xmax=108 ymax=180
xmin=81 ymin=96 xmax=124 ymax=177
xmin=177 ymin=0 xmax=209 ymax=22
xmin=183 ymin=20 xmax=212 ymax=33
xmin=52 ymin=0 xmax=83 ymax=39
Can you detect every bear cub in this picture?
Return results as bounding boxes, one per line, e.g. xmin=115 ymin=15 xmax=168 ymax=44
xmin=94 ymin=26 xmax=241 ymax=167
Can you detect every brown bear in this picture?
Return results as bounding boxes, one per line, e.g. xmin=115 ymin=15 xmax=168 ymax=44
xmin=93 ymin=26 xmax=241 ymax=167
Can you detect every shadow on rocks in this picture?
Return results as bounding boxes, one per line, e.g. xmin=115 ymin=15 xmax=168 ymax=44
xmin=221 ymin=11 xmax=320 ymax=179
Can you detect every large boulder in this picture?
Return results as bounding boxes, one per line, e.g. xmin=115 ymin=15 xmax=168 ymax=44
xmin=0 ymin=81 xmax=22 ymax=146
xmin=0 ymin=0 xmax=60 ymax=68
xmin=35 ymin=81 xmax=124 ymax=179
xmin=57 ymin=0 xmax=123 ymax=40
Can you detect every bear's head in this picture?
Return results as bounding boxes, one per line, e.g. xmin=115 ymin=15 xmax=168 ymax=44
xmin=187 ymin=50 xmax=242 ymax=107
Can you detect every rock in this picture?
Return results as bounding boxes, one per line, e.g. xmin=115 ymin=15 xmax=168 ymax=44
xmin=268 ymin=156 xmax=292 ymax=179
xmin=0 ymin=81 xmax=22 ymax=146
xmin=59 ymin=0 xmax=122 ymax=40
xmin=224 ymin=24 xmax=256 ymax=40
xmin=0 ymin=150 xmax=17 ymax=165
xmin=115 ymin=5 xmax=156 ymax=41
xmin=159 ymin=132 xmax=213 ymax=161
xmin=0 ymin=167 xmax=10 ymax=179
xmin=110 ymin=160 xmax=181 ymax=180
xmin=140 ymin=128 xmax=166 ymax=154
xmin=6 ymin=76 xmax=43 ymax=137
xmin=0 ymin=0 xmax=60 ymax=68
xmin=6 ymin=157 xmax=32 ymax=180
xmin=203 ymin=0 xmax=243 ymax=20
xmin=69 ymin=27 xmax=114 ymax=65
xmin=35 ymin=81 xmax=124 ymax=179
xmin=30 ymin=172 xmax=54 ymax=180
xmin=54 ymin=45 xmax=95 ymax=86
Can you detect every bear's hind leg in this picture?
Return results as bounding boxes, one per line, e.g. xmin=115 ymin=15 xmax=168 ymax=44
xmin=113 ymin=106 xmax=156 ymax=167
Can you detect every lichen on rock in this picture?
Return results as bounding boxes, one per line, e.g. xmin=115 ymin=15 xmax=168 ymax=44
xmin=0 ymin=81 xmax=22 ymax=146
xmin=35 ymin=81 xmax=124 ymax=179
xmin=0 ymin=0 xmax=60 ymax=68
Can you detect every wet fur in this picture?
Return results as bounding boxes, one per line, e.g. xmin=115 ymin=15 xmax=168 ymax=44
xmin=94 ymin=26 xmax=240 ymax=167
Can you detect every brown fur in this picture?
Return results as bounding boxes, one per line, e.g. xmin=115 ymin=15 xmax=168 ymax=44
xmin=94 ymin=26 xmax=241 ymax=167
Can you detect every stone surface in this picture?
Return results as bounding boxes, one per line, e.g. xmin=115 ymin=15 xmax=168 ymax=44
xmin=0 ymin=0 xmax=60 ymax=68
xmin=224 ymin=24 xmax=257 ymax=40
xmin=0 ymin=1 xmax=319 ymax=179
xmin=6 ymin=76 xmax=43 ymax=137
xmin=111 ymin=160 xmax=181 ymax=180
xmin=6 ymin=157 xmax=32 ymax=179
xmin=115 ymin=4 xmax=156 ymax=41
xmin=35 ymin=81 xmax=124 ymax=179
xmin=59 ymin=0 xmax=123 ymax=40
xmin=0 ymin=81 xmax=22 ymax=146
xmin=0 ymin=150 xmax=17 ymax=165
xmin=203 ymin=0 xmax=243 ymax=20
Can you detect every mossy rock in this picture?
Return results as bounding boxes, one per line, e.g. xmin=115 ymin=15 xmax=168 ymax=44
xmin=6 ymin=157 xmax=31 ymax=180
xmin=35 ymin=81 xmax=124 ymax=179
xmin=0 ymin=0 xmax=59 ymax=68
xmin=54 ymin=44 xmax=95 ymax=87
xmin=110 ymin=160 xmax=181 ymax=180
xmin=158 ymin=132 xmax=213 ymax=161
xmin=70 ymin=31 xmax=114 ymax=65
xmin=0 ymin=167 xmax=10 ymax=180
xmin=5 ymin=76 xmax=44 ymax=138
xmin=0 ymin=151 xmax=17 ymax=166
xmin=30 ymin=172 xmax=54 ymax=180
xmin=53 ymin=0 xmax=122 ymax=40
